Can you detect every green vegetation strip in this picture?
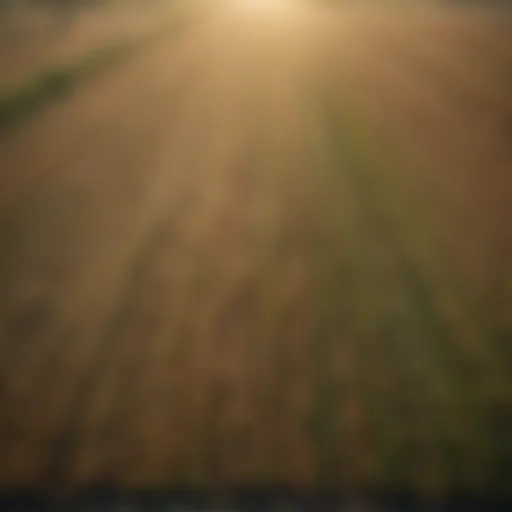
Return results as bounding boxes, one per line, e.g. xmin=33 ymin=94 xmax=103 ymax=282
xmin=0 ymin=24 xmax=180 ymax=132
xmin=314 ymin=95 xmax=511 ymax=493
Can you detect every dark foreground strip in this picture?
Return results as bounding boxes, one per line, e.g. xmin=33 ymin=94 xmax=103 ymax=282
xmin=0 ymin=22 xmax=183 ymax=133
xmin=0 ymin=488 xmax=510 ymax=511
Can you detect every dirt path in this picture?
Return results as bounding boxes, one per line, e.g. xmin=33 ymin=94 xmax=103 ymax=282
xmin=0 ymin=2 xmax=510 ymax=496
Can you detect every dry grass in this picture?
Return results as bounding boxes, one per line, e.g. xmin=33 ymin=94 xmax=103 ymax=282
xmin=0 ymin=2 xmax=510 ymax=497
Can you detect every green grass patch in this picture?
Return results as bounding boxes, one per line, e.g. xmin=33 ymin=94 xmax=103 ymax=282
xmin=0 ymin=25 xmax=178 ymax=132
xmin=311 ymin=92 xmax=512 ymax=494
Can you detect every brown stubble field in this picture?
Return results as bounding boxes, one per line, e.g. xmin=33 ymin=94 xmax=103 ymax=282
xmin=0 ymin=1 xmax=510 ymax=498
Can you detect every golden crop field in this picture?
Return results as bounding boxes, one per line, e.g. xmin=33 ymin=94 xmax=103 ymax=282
xmin=0 ymin=0 xmax=510 ymax=506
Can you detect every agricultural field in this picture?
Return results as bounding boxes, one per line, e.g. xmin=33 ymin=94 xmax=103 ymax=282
xmin=0 ymin=2 xmax=184 ymax=89
xmin=0 ymin=0 xmax=510 ymax=504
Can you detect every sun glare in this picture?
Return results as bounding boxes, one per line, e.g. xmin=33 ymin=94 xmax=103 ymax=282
xmin=227 ymin=0 xmax=297 ymax=17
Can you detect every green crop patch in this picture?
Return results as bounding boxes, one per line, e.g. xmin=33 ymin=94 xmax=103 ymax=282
xmin=0 ymin=24 xmax=181 ymax=132
xmin=308 ymin=92 xmax=512 ymax=494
